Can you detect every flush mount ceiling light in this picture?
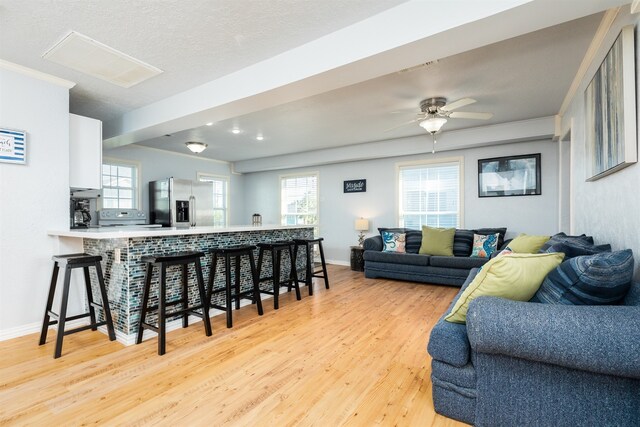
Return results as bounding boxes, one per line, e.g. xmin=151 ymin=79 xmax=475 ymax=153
xmin=256 ymin=135 xmax=264 ymax=141
xmin=231 ymin=128 xmax=241 ymax=134
xmin=42 ymin=31 xmax=163 ymax=88
xmin=206 ymin=122 xmax=213 ymax=126
xmin=185 ymin=142 xmax=207 ymax=153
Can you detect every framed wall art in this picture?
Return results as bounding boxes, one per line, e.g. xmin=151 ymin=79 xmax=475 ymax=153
xmin=585 ymin=25 xmax=637 ymax=181
xmin=343 ymin=179 xmax=366 ymax=193
xmin=478 ymin=153 xmax=541 ymax=197
xmin=0 ymin=127 xmax=26 ymax=165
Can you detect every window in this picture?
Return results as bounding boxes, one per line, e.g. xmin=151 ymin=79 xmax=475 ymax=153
xmin=398 ymin=159 xmax=462 ymax=229
xmin=102 ymin=161 xmax=139 ymax=209
xmin=198 ymin=173 xmax=229 ymax=227
xmin=280 ymin=173 xmax=318 ymax=234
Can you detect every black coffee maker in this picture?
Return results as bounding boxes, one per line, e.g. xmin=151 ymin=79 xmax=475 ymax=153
xmin=70 ymin=189 xmax=100 ymax=228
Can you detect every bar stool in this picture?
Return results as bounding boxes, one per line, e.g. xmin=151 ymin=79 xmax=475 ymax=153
xmin=39 ymin=253 xmax=116 ymax=359
xmin=207 ymin=245 xmax=263 ymax=328
xmin=293 ymin=238 xmax=330 ymax=295
xmin=136 ymin=251 xmax=211 ymax=356
xmin=256 ymin=241 xmax=301 ymax=309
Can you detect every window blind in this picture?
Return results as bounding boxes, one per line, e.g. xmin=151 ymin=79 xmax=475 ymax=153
xmin=280 ymin=174 xmax=318 ymax=231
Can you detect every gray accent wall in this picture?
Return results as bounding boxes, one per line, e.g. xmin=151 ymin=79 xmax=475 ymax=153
xmin=561 ymin=8 xmax=640 ymax=281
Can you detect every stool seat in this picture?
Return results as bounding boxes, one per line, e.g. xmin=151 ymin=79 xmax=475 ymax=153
xmin=257 ymin=241 xmax=293 ymax=249
xmin=40 ymin=253 xmax=115 ymax=358
xmin=293 ymin=237 xmax=324 ymax=243
xmin=136 ymin=251 xmax=211 ymax=355
xmin=209 ymin=245 xmax=256 ymax=255
xmin=141 ymin=251 xmax=205 ymax=264
xmin=52 ymin=253 xmax=102 ymax=266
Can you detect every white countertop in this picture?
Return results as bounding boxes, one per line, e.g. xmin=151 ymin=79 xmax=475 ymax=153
xmin=47 ymin=225 xmax=312 ymax=239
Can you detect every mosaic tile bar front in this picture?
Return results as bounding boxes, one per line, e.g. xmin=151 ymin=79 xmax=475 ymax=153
xmin=83 ymin=227 xmax=314 ymax=338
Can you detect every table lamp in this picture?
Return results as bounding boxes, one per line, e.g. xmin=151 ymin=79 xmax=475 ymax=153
xmin=355 ymin=218 xmax=369 ymax=246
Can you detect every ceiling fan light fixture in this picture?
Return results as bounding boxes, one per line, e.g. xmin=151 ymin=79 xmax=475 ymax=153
xmin=185 ymin=141 xmax=207 ymax=153
xmin=419 ymin=117 xmax=447 ymax=134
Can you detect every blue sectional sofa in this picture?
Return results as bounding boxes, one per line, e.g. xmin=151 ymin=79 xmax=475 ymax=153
xmin=362 ymin=227 xmax=508 ymax=286
xmin=428 ymin=268 xmax=640 ymax=426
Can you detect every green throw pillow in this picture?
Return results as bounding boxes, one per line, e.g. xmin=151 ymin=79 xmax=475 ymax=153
xmin=445 ymin=252 xmax=565 ymax=324
xmin=419 ymin=226 xmax=455 ymax=256
xmin=509 ymin=233 xmax=551 ymax=253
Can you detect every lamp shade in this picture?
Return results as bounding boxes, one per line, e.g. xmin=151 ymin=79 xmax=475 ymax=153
xmin=355 ymin=218 xmax=369 ymax=231
xmin=185 ymin=141 xmax=208 ymax=153
xmin=419 ymin=117 xmax=447 ymax=134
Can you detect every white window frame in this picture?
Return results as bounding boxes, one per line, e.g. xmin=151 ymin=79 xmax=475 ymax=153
xmin=197 ymin=172 xmax=230 ymax=227
xmin=101 ymin=157 xmax=142 ymax=210
xmin=279 ymin=171 xmax=319 ymax=236
xmin=396 ymin=157 xmax=464 ymax=229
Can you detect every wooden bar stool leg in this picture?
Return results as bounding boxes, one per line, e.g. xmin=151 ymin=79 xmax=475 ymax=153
xmin=83 ymin=266 xmax=98 ymax=331
xmin=182 ymin=264 xmax=189 ymax=328
xmin=224 ymin=254 xmax=233 ymax=328
xmin=234 ymin=255 xmax=241 ymax=310
xmin=39 ymin=261 xmax=59 ymax=345
xmin=207 ymin=253 xmax=218 ymax=304
xmin=305 ymin=243 xmax=313 ymax=296
xmin=273 ymin=248 xmax=282 ymax=310
xmin=289 ymin=249 xmax=301 ymax=300
xmin=95 ymin=261 xmax=116 ymax=341
xmin=194 ymin=258 xmax=212 ymax=336
xmin=158 ymin=263 xmax=167 ymax=356
xmin=136 ymin=262 xmax=153 ymax=344
xmin=248 ymin=252 xmax=263 ymax=315
xmin=318 ymin=242 xmax=330 ymax=289
xmin=54 ymin=267 xmax=73 ymax=359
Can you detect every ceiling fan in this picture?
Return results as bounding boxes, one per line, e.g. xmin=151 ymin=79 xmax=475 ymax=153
xmin=388 ymin=97 xmax=493 ymax=153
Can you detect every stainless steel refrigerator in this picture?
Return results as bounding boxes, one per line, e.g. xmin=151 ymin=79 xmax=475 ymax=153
xmin=149 ymin=178 xmax=214 ymax=227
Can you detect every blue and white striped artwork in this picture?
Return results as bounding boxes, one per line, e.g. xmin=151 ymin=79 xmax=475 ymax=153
xmin=0 ymin=128 xmax=26 ymax=164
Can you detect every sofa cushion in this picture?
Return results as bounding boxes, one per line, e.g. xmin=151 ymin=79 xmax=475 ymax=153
xmin=541 ymin=240 xmax=611 ymax=260
xmin=624 ymin=282 xmax=640 ymax=306
xmin=474 ymin=227 xmax=507 ymax=249
xmin=419 ymin=226 xmax=455 ymax=256
xmin=381 ymin=231 xmax=406 ymax=253
xmin=470 ymin=233 xmax=499 ymax=258
xmin=531 ymin=249 xmax=634 ymax=305
xmin=509 ymin=233 xmax=550 ymax=253
xmin=430 ymin=256 xmax=489 ymax=269
xmin=445 ymin=252 xmax=565 ymax=323
xmin=453 ymin=229 xmax=474 ymax=257
xmin=405 ymin=229 xmax=422 ymax=254
xmin=539 ymin=232 xmax=594 ymax=252
xmin=431 ymin=360 xmax=476 ymax=389
xmin=363 ymin=250 xmax=430 ymax=266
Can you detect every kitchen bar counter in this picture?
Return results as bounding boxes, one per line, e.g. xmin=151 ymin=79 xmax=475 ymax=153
xmin=48 ymin=225 xmax=314 ymax=344
xmin=47 ymin=224 xmax=303 ymax=239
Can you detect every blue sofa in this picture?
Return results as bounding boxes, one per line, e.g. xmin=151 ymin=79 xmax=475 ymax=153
xmin=428 ymin=268 xmax=640 ymax=426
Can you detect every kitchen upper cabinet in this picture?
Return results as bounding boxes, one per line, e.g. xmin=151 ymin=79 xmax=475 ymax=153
xmin=69 ymin=113 xmax=102 ymax=189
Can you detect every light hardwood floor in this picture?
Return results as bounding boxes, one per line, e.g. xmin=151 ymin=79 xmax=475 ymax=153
xmin=0 ymin=265 xmax=467 ymax=426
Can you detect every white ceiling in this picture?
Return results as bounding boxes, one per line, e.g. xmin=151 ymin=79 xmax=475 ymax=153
xmin=0 ymin=1 xmax=624 ymax=166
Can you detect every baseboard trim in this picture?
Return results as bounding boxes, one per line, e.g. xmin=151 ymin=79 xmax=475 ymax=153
xmin=326 ymin=259 xmax=349 ymax=267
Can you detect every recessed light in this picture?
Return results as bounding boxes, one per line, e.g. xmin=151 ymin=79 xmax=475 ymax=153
xmin=206 ymin=122 xmax=213 ymax=126
xmin=231 ymin=129 xmax=241 ymax=134
xmin=256 ymin=135 xmax=264 ymax=141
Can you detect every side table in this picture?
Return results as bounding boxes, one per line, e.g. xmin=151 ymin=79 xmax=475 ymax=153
xmin=350 ymin=246 xmax=365 ymax=272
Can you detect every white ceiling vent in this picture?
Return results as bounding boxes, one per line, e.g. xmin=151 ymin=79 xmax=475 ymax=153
xmin=42 ymin=31 xmax=163 ymax=88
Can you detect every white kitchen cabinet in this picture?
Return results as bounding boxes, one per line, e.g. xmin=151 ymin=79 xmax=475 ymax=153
xmin=69 ymin=113 xmax=102 ymax=189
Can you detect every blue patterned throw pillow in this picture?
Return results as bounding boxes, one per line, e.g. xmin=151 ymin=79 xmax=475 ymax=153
xmin=381 ymin=231 xmax=406 ymax=253
xmin=453 ymin=229 xmax=475 ymax=257
xmin=470 ymin=233 xmax=499 ymax=258
xmin=541 ymin=240 xmax=611 ymax=260
xmin=531 ymin=249 xmax=634 ymax=305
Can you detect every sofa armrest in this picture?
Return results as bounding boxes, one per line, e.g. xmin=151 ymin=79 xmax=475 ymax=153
xmin=363 ymin=235 xmax=383 ymax=251
xmin=466 ymin=297 xmax=640 ymax=379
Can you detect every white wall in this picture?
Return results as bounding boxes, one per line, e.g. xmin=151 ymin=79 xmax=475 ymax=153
xmin=561 ymin=7 xmax=640 ymax=281
xmin=243 ymin=139 xmax=559 ymax=264
xmin=0 ymin=68 xmax=73 ymax=338
xmin=103 ymin=145 xmax=245 ymax=225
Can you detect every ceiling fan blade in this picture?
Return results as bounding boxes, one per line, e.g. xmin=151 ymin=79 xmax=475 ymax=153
xmin=383 ymin=118 xmax=422 ymax=132
xmin=390 ymin=108 xmax=418 ymax=114
xmin=440 ymin=98 xmax=476 ymax=112
xmin=449 ymin=111 xmax=493 ymax=120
